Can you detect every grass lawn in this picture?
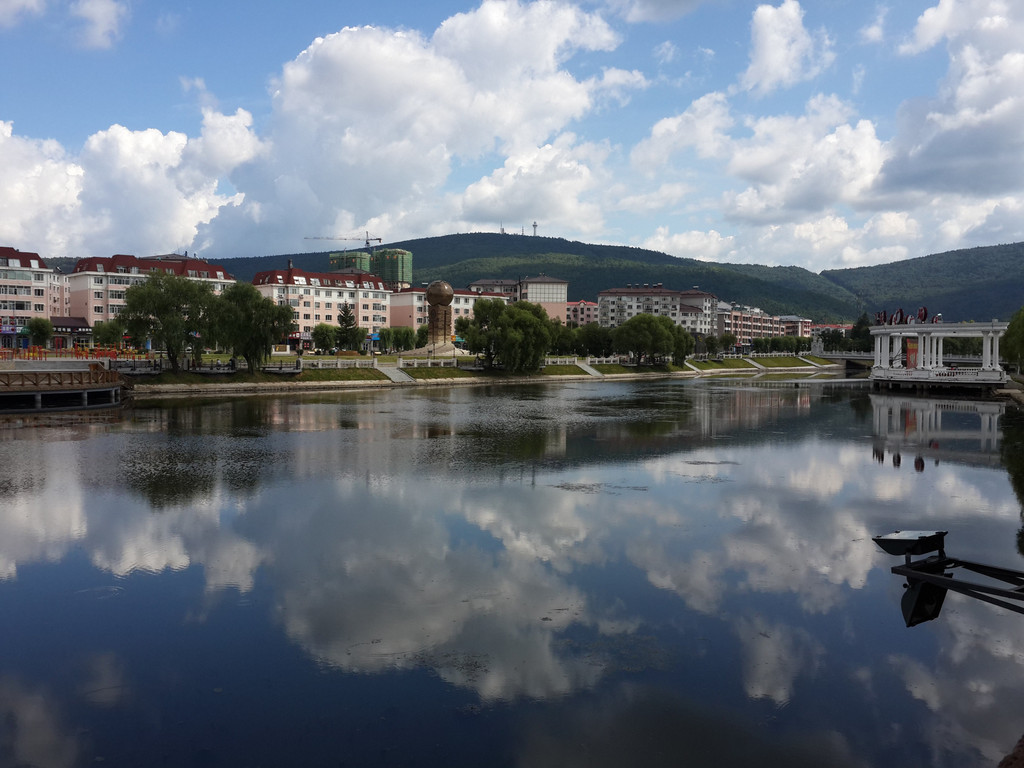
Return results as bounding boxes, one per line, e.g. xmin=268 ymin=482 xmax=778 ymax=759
xmin=402 ymin=367 xmax=477 ymax=380
xmin=590 ymin=363 xmax=682 ymax=374
xmin=753 ymin=356 xmax=810 ymax=368
xmin=803 ymin=355 xmax=834 ymax=365
xmin=687 ymin=358 xmax=757 ymax=371
xmin=540 ymin=365 xmax=587 ymax=376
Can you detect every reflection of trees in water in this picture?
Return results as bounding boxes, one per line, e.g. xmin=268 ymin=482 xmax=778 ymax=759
xmin=115 ymin=399 xmax=309 ymax=507
xmin=119 ymin=439 xmax=219 ymax=508
xmin=114 ymin=436 xmax=280 ymax=509
xmin=999 ymin=408 xmax=1024 ymax=555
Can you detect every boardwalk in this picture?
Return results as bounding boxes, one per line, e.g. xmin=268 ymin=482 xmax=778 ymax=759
xmin=0 ymin=362 xmax=123 ymax=413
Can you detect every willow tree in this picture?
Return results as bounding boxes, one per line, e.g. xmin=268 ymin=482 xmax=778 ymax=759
xmin=121 ymin=272 xmax=214 ymax=373
xmin=216 ymin=282 xmax=295 ymax=372
xmin=459 ymin=299 xmax=552 ymax=373
xmin=611 ymin=313 xmax=675 ymax=364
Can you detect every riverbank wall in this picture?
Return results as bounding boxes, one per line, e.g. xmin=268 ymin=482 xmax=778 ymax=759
xmin=126 ymin=362 xmax=852 ymax=400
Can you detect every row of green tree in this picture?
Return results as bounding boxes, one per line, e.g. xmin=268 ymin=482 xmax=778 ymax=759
xmin=454 ymin=298 xmax=698 ymax=373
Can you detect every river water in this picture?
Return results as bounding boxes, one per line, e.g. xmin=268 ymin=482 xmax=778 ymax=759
xmin=2 ymin=379 xmax=1023 ymax=767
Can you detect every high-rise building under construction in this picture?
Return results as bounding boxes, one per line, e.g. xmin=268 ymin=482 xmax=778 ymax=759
xmin=370 ymin=249 xmax=413 ymax=288
xmin=328 ymin=247 xmax=412 ymax=289
xmin=329 ymin=251 xmax=372 ymax=272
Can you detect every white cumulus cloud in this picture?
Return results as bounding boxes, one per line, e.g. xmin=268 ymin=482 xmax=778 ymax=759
xmin=740 ymin=0 xmax=835 ymax=95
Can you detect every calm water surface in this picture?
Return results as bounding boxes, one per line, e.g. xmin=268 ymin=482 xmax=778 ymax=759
xmin=2 ymin=379 xmax=1024 ymax=767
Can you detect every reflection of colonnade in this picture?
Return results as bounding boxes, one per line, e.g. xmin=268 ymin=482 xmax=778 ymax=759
xmin=870 ymin=394 xmax=1004 ymax=468
xmin=870 ymin=321 xmax=1007 ymax=389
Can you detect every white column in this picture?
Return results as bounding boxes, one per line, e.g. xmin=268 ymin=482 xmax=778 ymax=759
xmin=994 ymin=331 xmax=1001 ymax=369
xmin=937 ymin=336 xmax=944 ymax=368
xmin=982 ymin=332 xmax=991 ymax=370
xmin=874 ymin=334 xmax=882 ymax=367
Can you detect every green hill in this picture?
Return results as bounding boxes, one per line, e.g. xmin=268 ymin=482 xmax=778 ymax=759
xmin=43 ymin=235 xmax=1024 ymax=323
xmin=820 ymin=242 xmax=1024 ymax=322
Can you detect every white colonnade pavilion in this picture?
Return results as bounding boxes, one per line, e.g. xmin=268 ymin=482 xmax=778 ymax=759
xmin=870 ymin=321 xmax=1008 ymax=387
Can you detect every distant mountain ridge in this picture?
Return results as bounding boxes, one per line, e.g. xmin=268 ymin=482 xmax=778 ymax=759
xmin=44 ymin=235 xmax=1024 ymax=323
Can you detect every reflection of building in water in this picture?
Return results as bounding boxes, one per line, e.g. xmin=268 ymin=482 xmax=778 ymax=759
xmin=870 ymin=394 xmax=1004 ymax=469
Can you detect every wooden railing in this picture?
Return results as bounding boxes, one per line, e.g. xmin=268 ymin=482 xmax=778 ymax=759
xmin=0 ymin=368 xmax=121 ymax=391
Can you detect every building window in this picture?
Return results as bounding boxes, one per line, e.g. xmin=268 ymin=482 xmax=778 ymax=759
xmin=93 ymin=306 xmax=104 ymax=314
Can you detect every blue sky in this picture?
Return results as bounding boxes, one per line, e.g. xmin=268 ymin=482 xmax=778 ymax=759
xmin=2 ymin=0 xmax=1022 ymax=272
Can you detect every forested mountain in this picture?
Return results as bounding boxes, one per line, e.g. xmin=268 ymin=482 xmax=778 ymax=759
xmin=44 ymin=235 xmax=1024 ymax=323
xmin=820 ymin=242 xmax=1024 ymax=322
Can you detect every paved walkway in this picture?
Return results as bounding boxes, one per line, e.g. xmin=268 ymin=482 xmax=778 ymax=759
xmin=575 ymin=361 xmax=603 ymax=377
xmin=377 ymin=365 xmax=415 ymax=383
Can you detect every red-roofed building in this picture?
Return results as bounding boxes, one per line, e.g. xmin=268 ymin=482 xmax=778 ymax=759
xmin=565 ymin=299 xmax=598 ymax=327
xmin=67 ymin=253 xmax=235 ymax=327
xmin=0 ymin=246 xmax=67 ymax=348
xmin=252 ymin=264 xmax=391 ymax=347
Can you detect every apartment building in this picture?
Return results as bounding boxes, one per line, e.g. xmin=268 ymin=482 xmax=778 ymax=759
xmin=0 ymin=247 xmax=62 ymax=348
xmin=565 ymin=300 xmax=598 ymax=327
xmin=597 ymin=284 xmax=718 ymax=336
xmin=779 ymin=315 xmax=814 ymax=338
xmin=467 ymin=275 xmax=568 ymax=324
xmin=717 ymin=303 xmax=786 ymax=347
xmin=68 ymin=253 xmax=235 ymax=327
xmin=390 ymin=286 xmax=503 ymax=331
xmin=252 ymin=264 xmax=391 ymax=347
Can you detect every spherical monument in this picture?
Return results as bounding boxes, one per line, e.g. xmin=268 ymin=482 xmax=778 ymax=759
xmin=425 ymin=280 xmax=454 ymax=307
xmin=425 ymin=281 xmax=455 ymax=347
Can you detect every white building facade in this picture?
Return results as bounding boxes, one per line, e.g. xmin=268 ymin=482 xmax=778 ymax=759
xmin=598 ymin=285 xmax=718 ymax=336
xmin=68 ymin=254 xmax=235 ymax=327
xmin=468 ymin=275 xmax=568 ymax=324
xmin=252 ymin=265 xmax=391 ymax=346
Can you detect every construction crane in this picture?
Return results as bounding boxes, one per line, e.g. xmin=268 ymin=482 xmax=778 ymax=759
xmin=304 ymin=231 xmax=382 ymax=249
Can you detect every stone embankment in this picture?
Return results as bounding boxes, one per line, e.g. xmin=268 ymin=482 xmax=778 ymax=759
xmin=128 ymin=358 xmax=848 ymax=399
